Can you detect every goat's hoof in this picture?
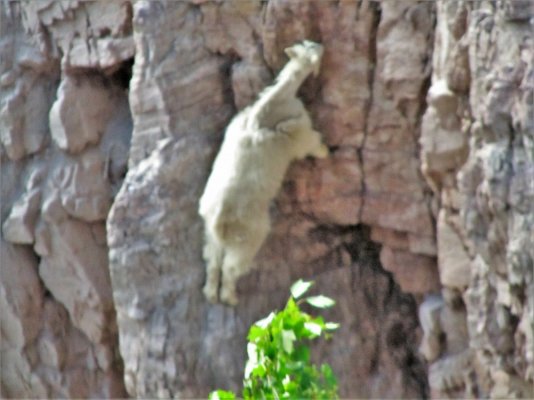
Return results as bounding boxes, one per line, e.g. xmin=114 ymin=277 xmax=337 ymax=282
xmin=314 ymin=144 xmax=329 ymax=159
xmin=203 ymin=285 xmax=219 ymax=304
xmin=220 ymin=288 xmax=238 ymax=307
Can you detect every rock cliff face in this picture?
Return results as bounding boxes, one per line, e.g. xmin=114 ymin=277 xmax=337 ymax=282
xmin=0 ymin=1 xmax=532 ymax=399
xmin=1 ymin=1 xmax=131 ymax=397
xmin=419 ymin=1 xmax=533 ymax=398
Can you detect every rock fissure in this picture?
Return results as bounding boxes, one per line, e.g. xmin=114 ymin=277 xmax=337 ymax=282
xmin=357 ymin=0 xmax=381 ymax=224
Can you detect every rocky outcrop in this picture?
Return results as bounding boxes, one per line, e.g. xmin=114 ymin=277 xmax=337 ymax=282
xmin=2 ymin=0 xmax=532 ymax=399
xmin=1 ymin=1 xmax=130 ymax=397
xmin=419 ymin=0 xmax=533 ymax=398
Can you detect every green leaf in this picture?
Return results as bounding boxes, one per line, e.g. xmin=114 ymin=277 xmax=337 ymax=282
xmin=281 ymin=329 xmax=296 ymax=354
xmin=325 ymin=322 xmax=340 ymax=330
xmin=311 ymin=316 xmax=326 ymax=328
xmin=244 ymin=343 xmax=258 ymax=379
xmin=321 ymin=364 xmax=337 ymax=386
xmin=209 ymin=389 xmax=236 ymax=400
xmin=255 ymin=312 xmax=275 ymax=329
xmin=290 ymin=279 xmax=314 ymax=299
xmin=247 ymin=325 xmax=266 ymax=342
xmin=304 ymin=321 xmax=322 ymax=336
xmin=285 ymin=296 xmax=299 ymax=315
xmin=251 ymin=364 xmax=266 ymax=378
xmin=293 ymin=345 xmax=310 ymax=363
xmin=306 ymin=295 xmax=336 ymax=309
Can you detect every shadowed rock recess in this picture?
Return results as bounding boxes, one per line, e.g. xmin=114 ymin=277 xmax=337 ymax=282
xmin=1 ymin=1 xmax=532 ymax=399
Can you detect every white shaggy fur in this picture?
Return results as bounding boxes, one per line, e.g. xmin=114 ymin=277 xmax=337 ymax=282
xmin=199 ymin=41 xmax=328 ymax=305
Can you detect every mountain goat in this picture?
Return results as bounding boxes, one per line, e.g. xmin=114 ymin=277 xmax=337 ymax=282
xmin=199 ymin=40 xmax=328 ymax=305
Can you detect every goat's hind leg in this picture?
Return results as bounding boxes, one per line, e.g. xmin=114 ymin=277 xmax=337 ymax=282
xmin=202 ymin=232 xmax=224 ymax=303
xmin=219 ymin=245 xmax=258 ymax=306
xmin=220 ymin=221 xmax=269 ymax=306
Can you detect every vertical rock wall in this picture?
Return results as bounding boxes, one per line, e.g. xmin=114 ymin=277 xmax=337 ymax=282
xmin=1 ymin=1 xmax=131 ymax=397
xmin=108 ymin=0 xmax=435 ymax=398
xmin=419 ymin=0 xmax=533 ymax=398
xmin=1 ymin=0 xmax=532 ymax=399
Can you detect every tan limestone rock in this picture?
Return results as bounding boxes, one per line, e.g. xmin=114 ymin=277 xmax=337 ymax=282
xmin=2 ymin=188 xmax=41 ymax=244
xmin=38 ymin=217 xmax=114 ymax=344
xmin=437 ymin=209 xmax=471 ymax=289
xmin=380 ymin=246 xmax=440 ymax=294
xmin=49 ymin=75 xmax=124 ymax=154
xmin=0 ymin=241 xmax=44 ymax=349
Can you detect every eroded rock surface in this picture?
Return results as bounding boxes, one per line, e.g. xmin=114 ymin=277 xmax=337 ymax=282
xmin=420 ymin=0 xmax=533 ymax=398
xmin=2 ymin=0 xmax=532 ymax=399
xmin=1 ymin=1 xmax=130 ymax=397
xmin=108 ymin=0 xmax=434 ymax=398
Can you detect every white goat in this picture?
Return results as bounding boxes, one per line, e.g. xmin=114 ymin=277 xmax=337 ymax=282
xmin=199 ymin=40 xmax=328 ymax=305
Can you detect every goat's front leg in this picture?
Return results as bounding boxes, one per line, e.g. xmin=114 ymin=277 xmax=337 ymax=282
xmin=309 ymin=130 xmax=329 ymax=159
xmin=275 ymin=115 xmax=303 ymax=135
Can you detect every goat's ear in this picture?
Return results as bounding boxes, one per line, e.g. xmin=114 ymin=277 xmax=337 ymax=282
xmin=285 ymin=47 xmax=297 ymax=58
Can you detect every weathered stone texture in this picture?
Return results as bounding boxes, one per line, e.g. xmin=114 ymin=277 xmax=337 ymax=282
xmin=108 ymin=0 xmax=435 ymax=398
xmin=3 ymin=0 xmax=532 ymax=399
xmin=1 ymin=1 xmax=130 ymax=397
xmin=420 ymin=0 xmax=533 ymax=398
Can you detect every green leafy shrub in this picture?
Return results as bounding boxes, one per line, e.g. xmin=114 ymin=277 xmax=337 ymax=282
xmin=209 ymin=280 xmax=339 ymax=400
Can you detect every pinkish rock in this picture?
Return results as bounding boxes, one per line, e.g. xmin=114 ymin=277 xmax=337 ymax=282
xmin=380 ymin=246 xmax=440 ymax=293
